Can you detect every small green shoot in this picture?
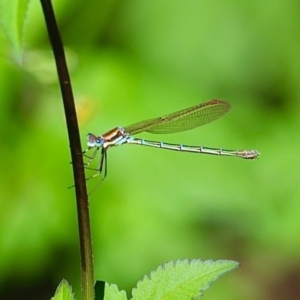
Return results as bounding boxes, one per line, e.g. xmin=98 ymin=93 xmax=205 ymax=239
xmin=51 ymin=279 xmax=75 ymax=300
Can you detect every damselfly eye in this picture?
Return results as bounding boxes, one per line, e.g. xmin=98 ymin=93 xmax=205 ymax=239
xmin=87 ymin=133 xmax=102 ymax=147
xmin=87 ymin=133 xmax=95 ymax=140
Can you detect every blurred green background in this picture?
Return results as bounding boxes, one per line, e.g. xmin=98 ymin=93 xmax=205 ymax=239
xmin=1 ymin=0 xmax=300 ymax=299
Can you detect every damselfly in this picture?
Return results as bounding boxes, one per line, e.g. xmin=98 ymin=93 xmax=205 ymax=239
xmin=83 ymin=99 xmax=259 ymax=184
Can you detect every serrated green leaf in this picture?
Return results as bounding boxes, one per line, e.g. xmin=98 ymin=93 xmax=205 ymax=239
xmin=104 ymin=283 xmax=128 ymax=300
xmin=0 ymin=0 xmax=30 ymax=61
xmin=51 ymin=279 xmax=75 ymax=300
xmin=132 ymin=259 xmax=239 ymax=300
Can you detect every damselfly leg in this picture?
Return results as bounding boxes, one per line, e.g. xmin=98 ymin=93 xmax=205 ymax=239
xmin=82 ymin=148 xmax=108 ymax=194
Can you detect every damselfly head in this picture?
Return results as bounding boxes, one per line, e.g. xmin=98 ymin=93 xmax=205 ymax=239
xmin=87 ymin=133 xmax=103 ymax=148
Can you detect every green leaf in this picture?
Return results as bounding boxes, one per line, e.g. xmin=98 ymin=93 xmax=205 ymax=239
xmin=51 ymin=279 xmax=75 ymax=300
xmin=0 ymin=0 xmax=30 ymax=61
xmin=104 ymin=283 xmax=128 ymax=300
xmin=132 ymin=259 xmax=239 ymax=300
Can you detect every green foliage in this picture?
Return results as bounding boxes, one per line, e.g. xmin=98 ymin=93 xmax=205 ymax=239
xmin=95 ymin=260 xmax=238 ymax=300
xmin=131 ymin=259 xmax=239 ymax=300
xmin=51 ymin=280 xmax=74 ymax=300
xmin=0 ymin=0 xmax=30 ymax=61
xmin=102 ymin=283 xmax=127 ymax=300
